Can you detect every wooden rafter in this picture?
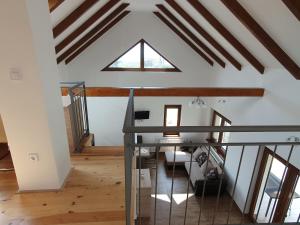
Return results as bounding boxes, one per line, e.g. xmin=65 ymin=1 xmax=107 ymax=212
xmin=55 ymin=0 xmax=120 ymax=54
xmin=53 ymin=0 xmax=99 ymax=38
xmin=61 ymin=87 xmax=265 ymax=97
xmin=65 ymin=11 xmax=130 ymax=64
xmin=282 ymin=0 xmax=300 ymax=21
xmin=154 ymin=12 xmax=213 ymax=66
xmin=156 ymin=4 xmax=224 ymax=68
xmin=166 ymin=0 xmax=242 ymax=71
xmin=187 ymin=0 xmax=265 ymax=74
xmin=221 ymin=0 xmax=300 ymax=80
xmin=57 ymin=3 xmax=129 ymax=64
xmin=49 ymin=0 xmax=64 ymax=13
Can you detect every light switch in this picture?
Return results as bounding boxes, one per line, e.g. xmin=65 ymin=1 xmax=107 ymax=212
xmin=28 ymin=153 xmax=39 ymax=162
xmin=9 ymin=68 xmax=23 ymax=80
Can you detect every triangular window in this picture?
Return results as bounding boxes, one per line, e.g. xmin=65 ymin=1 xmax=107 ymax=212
xmin=102 ymin=39 xmax=181 ymax=72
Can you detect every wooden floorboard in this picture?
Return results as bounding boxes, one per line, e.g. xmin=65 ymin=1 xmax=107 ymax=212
xmin=0 ymin=155 xmax=125 ymax=225
xmin=139 ymin=153 xmax=250 ymax=225
xmin=78 ymin=146 xmax=124 ymax=156
xmin=0 ymin=150 xmax=251 ymax=225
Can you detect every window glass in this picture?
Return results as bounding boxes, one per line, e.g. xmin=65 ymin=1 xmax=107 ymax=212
xmin=166 ymin=108 xmax=179 ymax=126
xmin=222 ymin=122 xmax=231 ymax=149
xmin=222 ymin=122 xmax=231 ymax=143
xmin=144 ymin=43 xmax=174 ymax=69
xmin=110 ymin=43 xmax=141 ymax=68
xmin=103 ymin=40 xmax=180 ymax=72
xmin=212 ymin=115 xmax=222 ymax=141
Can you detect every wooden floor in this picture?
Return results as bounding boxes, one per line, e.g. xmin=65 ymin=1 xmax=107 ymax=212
xmin=0 ymin=155 xmax=125 ymax=225
xmin=139 ymin=154 xmax=250 ymax=225
xmin=0 ymin=150 xmax=250 ymax=225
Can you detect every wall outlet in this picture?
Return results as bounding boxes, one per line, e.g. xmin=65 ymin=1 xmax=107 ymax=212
xmin=28 ymin=153 xmax=39 ymax=162
xmin=9 ymin=68 xmax=23 ymax=80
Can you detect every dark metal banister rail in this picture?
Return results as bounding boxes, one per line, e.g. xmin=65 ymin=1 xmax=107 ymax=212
xmin=124 ymin=125 xmax=300 ymax=133
xmin=123 ymin=88 xmax=135 ymax=225
xmin=133 ymin=142 xmax=300 ymax=147
xmin=123 ymin=89 xmax=135 ymax=132
xmin=122 ymin=88 xmax=300 ymax=225
xmin=122 ymin=88 xmax=300 ymax=134
xmin=61 ymin=81 xmax=90 ymax=152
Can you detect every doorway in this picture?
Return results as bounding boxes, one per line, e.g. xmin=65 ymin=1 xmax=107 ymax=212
xmin=250 ymin=147 xmax=300 ymax=223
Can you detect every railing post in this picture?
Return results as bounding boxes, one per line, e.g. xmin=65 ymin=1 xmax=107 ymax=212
xmin=82 ymin=83 xmax=90 ymax=135
xmin=124 ymin=133 xmax=134 ymax=225
xmin=123 ymin=88 xmax=135 ymax=225
xmin=68 ymin=88 xmax=81 ymax=153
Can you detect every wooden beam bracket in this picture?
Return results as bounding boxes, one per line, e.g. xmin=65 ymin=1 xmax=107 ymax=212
xmin=57 ymin=3 xmax=129 ymax=64
xmin=65 ymin=10 xmax=130 ymax=64
xmin=187 ymin=0 xmax=264 ymax=74
xmin=53 ymin=0 xmax=99 ymax=38
xmin=221 ymin=0 xmax=300 ymax=80
xmin=156 ymin=4 xmax=225 ymax=68
xmin=55 ymin=0 xmax=120 ymax=54
xmin=166 ymin=0 xmax=242 ymax=71
xmin=154 ymin=12 xmax=213 ymax=66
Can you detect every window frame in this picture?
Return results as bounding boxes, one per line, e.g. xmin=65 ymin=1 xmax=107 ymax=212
xmin=163 ymin=105 xmax=182 ymax=137
xmin=209 ymin=110 xmax=231 ymax=158
xmin=102 ymin=39 xmax=181 ymax=72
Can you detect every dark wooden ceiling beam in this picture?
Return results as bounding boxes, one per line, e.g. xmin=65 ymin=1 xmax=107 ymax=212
xmin=221 ymin=0 xmax=300 ymax=80
xmin=154 ymin=12 xmax=213 ymax=66
xmin=55 ymin=0 xmax=120 ymax=54
xmin=53 ymin=0 xmax=99 ymax=38
xmin=57 ymin=3 xmax=129 ymax=64
xmin=49 ymin=0 xmax=65 ymax=13
xmin=282 ymin=0 xmax=300 ymax=21
xmin=187 ymin=0 xmax=265 ymax=74
xmin=156 ymin=4 xmax=224 ymax=68
xmin=153 ymin=12 xmax=213 ymax=67
xmin=166 ymin=0 xmax=242 ymax=71
xmin=61 ymin=87 xmax=265 ymax=97
xmin=65 ymin=10 xmax=130 ymax=64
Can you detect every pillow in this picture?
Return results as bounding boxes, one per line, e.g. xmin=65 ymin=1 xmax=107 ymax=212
xmin=207 ymin=167 xmax=219 ymax=180
xmin=193 ymin=147 xmax=203 ymax=159
xmin=196 ymin=152 xmax=207 ymax=167
xmin=199 ymin=160 xmax=214 ymax=174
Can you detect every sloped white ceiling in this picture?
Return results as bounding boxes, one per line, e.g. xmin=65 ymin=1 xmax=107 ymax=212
xmin=51 ymin=0 xmax=300 ymax=76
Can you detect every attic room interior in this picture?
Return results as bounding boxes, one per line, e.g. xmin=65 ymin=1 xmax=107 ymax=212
xmin=1 ymin=0 xmax=300 ymax=225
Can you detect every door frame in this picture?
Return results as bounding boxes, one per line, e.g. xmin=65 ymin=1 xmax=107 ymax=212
xmin=249 ymin=147 xmax=299 ymax=223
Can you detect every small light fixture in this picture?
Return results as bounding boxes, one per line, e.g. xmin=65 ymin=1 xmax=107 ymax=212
xmin=188 ymin=97 xmax=207 ymax=108
xmin=217 ymin=99 xmax=226 ymax=104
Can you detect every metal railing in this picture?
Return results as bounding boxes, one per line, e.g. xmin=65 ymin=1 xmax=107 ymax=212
xmin=61 ymin=81 xmax=89 ymax=152
xmin=123 ymin=89 xmax=300 ymax=225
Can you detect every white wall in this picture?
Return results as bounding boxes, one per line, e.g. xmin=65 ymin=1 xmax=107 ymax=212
xmin=57 ymin=11 xmax=300 ymax=213
xmin=202 ymin=68 xmax=300 ymax=212
xmin=0 ymin=0 xmax=71 ymax=191
xmin=87 ymin=97 xmax=211 ymax=146
xmin=63 ymin=12 xmax=261 ymax=88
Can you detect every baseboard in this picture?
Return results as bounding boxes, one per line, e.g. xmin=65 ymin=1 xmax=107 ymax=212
xmin=17 ymin=167 xmax=73 ymax=193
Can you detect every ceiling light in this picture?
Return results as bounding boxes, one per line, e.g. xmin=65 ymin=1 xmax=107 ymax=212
xmin=188 ymin=97 xmax=207 ymax=108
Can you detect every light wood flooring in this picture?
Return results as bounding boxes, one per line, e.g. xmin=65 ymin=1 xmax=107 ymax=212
xmin=0 ymin=150 xmax=251 ymax=225
xmin=0 ymin=154 xmax=125 ymax=225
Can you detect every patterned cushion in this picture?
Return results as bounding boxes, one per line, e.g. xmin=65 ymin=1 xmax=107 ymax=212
xmin=206 ymin=167 xmax=219 ymax=180
xmin=196 ymin=152 xmax=207 ymax=167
